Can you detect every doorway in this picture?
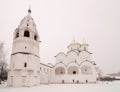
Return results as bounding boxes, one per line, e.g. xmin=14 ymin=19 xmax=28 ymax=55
xmin=62 ymin=80 xmax=64 ymax=83
xmin=77 ymin=80 xmax=79 ymax=83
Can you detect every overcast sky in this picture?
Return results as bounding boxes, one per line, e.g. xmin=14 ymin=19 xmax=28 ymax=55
xmin=0 ymin=0 xmax=120 ymax=74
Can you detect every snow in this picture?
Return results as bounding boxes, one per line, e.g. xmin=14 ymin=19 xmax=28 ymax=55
xmin=0 ymin=81 xmax=120 ymax=92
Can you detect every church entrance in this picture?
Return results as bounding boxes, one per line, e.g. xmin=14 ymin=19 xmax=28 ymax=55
xmin=62 ymin=80 xmax=64 ymax=83
xmin=73 ymin=71 xmax=76 ymax=74
xmin=86 ymin=80 xmax=88 ymax=83
xmin=77 ymin=80 xmax=79 ymax=83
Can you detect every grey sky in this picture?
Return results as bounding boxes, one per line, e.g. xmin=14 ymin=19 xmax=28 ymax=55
xmin=0 ymin=0 xmax=120 ymax=74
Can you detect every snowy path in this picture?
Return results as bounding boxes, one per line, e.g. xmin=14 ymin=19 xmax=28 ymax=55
xmin=0 ymin=81 xmax=120 ymax=92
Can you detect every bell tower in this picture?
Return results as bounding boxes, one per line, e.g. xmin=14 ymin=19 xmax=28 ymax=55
xmin=7 ymin=8 xmax=40 ymax=87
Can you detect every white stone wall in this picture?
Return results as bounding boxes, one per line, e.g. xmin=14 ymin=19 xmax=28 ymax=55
xmin=8 ymin=52 xmax=40 ymax=87
xmin=55 ymin=50 xmax=91 ymax=65
xmin=48 ymin=60 xmax=98 ymax=84
xmin=7 ymin=10 xmax=40 ymax=87
xmin=8 ymin=70 xmax=40 ymax=87
xmin=39 ymin=63 xmax=52 ymax=84
xmin=12 ymin=38 xmax=39 ymax=56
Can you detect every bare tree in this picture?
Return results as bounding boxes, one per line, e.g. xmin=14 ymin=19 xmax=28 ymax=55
xmin=0 ymin=42 xmax=8 ymax=84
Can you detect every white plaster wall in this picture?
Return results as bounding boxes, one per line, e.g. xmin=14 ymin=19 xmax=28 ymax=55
xmin=80 ymin=61 xmax=98 ymax=83
xmin=55 ymin=52 xmax=66 ymax=63
xmin=10 ymin=53 xmax=39 ymax=71
xmin=55 ymin=50 xmax=91 ymax=65
xmin=67 ymin=51 xmax=78 ymax=59
xmin=49 ymin=61 xmax=98 ymax=84
xmin=12 ymin=38 xmax=39 ymax=56
xmin=8 ymin=51 xmax=40 ymax=87
xmin=39 ymin=64 xmax=51 ymax=84
xmin=49 ymin=62 xmax=66 ymax=83
xmin=8 ymin=70 xmax=40 ymax=87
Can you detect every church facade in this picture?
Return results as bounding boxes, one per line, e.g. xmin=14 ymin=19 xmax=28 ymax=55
xmin=7 ymin=9 xmax=98 ymax=87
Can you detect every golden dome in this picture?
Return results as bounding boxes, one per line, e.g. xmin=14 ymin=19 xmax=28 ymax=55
xmin=67 ymin=38 xmax=80 ymax=48
xmin=71 ymin=39 xmax=80 ymax=45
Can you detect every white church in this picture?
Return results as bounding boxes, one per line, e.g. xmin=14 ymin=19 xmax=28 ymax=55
xmin=7 ymin=8 xmax=99 ymax=87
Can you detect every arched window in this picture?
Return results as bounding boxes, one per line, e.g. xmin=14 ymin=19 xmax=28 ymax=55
xmin=81 ymin=65 xmax=92 ymax=75
xmin=73 ymin=71 xmax=76 ymax=74
xmin=24 ymin=63 xmax=27 ymax=68
xmin=68 ymin=66 xmax=79 ymax=74
xmin=24 ymin=30 xmax=30 ymax=37
xmin=34 ymin=35 xmax=37 ymax=40
xmin=16 ymin=31 xmax=19 ymax=38
xmin=55 ymin=67 xmax=65 ymax=75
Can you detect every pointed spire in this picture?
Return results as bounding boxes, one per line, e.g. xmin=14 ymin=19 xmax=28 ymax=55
xmin=82 ymin=37 xmax=88 ymax=46
xmin=67 ymin=37 xmax=80 ymax=48
xmin=72 ymin=36 xmax=76 ymax=44
xmin=28 ymin=5 xmax=31 ymax=14
xmin=71 ymin=36 xmax=77 ymax=45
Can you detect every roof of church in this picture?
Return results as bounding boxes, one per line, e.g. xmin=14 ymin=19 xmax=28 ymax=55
xmin=67 ymin=39 xmax=81 ymax=48
xmin=18 ymin=8 xmax=37 ymax=32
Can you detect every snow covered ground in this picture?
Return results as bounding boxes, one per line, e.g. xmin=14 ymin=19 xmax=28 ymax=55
xmin=0 ymin=81 xmax=120 ymax=92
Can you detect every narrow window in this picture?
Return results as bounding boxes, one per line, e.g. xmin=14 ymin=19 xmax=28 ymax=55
xmin=25 ymin=46 xmax=27 ymax=49
xmin=34 ymin=35 xmax=37 ymax=40
xmin=24 ymin=30 xmax=30 ymax=37
xmin=16 ymin=32 xmax=19 ymax=38
xmin=73 ymin=71 xmax=76 ymax=74
xmin=85 ymin=69 xmax=87 ymax=71
xmin=24 ymin=63 xmax=27 ymax=68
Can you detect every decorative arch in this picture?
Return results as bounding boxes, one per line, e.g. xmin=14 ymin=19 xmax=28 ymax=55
xmin=67 ymin=50 xmax=78 ymax=59
xmin=55 ymin=67 xmax=65 ymax=75
xmin=68 ymin=66 xmax=79 ymax=74
xmin=54 ymin=62 xmax=66 ymax=67
xmin=24 ymin=30 xmax=30 ymax=37
xmin=55 ymin=52 xmax=66 ymax=59
xmin=81 ymin=65 xmax=92 ymax=75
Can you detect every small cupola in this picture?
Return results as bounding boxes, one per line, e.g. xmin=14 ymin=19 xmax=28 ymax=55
xmin=67 ymin=38 xmax=81 ymax=51
xmin=81 ymin=38 xmax=89 ymax=51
